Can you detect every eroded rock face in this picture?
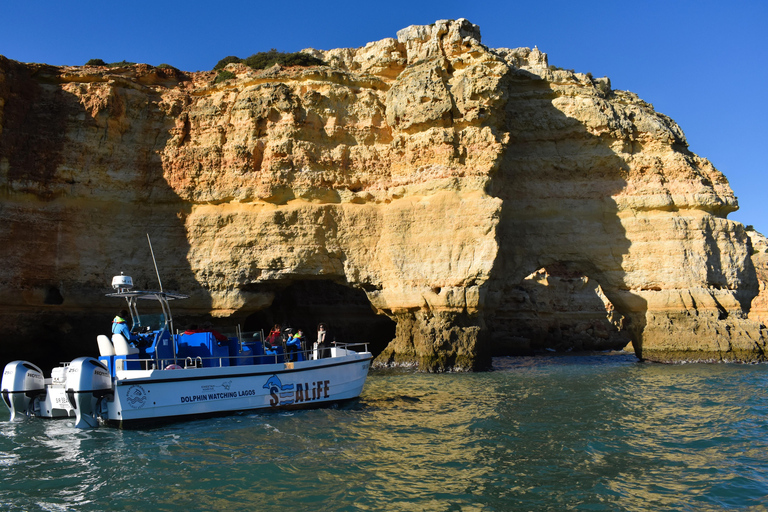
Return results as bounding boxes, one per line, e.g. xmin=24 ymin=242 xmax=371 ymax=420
xmin=1 ymin=18 xmax=765 ymax=370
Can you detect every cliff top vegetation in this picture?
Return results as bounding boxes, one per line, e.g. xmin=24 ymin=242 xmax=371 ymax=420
xmin=213 ymin=49 xmax=325 ymax=71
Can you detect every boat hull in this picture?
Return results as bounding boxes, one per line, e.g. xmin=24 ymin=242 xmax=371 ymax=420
xmin=105 ymin=353 xmax=372 ymax=428
xmin=3 ymin=348 xmax=372 ymax=429
xmin=39 ymin=384 xmax=77 ymax=418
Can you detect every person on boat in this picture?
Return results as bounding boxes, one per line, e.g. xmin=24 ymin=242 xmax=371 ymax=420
xmin=266 ymin=324 xmax=283 ymax=347
xmin=286 ymin=329 xmax=304 ymax=361
xmin=112 ymin=309 xmax=136 ymax=342
xmin=183 ymin=323 xmax=228 ymax=343
xmin=316 ymin=323 xmax=331 ymax=359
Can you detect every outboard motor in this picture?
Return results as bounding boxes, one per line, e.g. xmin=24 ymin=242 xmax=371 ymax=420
xmin=66 ymin=357 xmax=113 ymax=428
xmin=1 ymin=361 xmax=46 ymax=420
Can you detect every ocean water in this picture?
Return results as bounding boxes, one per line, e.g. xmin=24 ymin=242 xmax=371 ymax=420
xmin=2 ymin=353 xmax=768 ymax=511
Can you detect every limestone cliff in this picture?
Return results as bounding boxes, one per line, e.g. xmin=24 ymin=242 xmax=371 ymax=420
xmin=1 ymin=18 xmax=765 ymax=371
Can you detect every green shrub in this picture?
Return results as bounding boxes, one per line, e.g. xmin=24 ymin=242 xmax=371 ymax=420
xmin=214 ymin=55 xmax=243 ymax=70
xmin=214 ymin=70 xmax=237 ymax=83
xmin=244 ymin=49 xmax=324 ymax=69
xmin=157 ymin=63 xmax=178 ymax=70
xmin=746 ymin=225 xmax=755 ymax=231
xmin=84 ymin=59 xmax=138 ymax=68
xmin=213 ymin=50 xmax=325 ymax=71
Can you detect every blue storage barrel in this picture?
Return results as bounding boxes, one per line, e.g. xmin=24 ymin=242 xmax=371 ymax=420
xmin=233 ymin=344 xmax=254 ymax=366
xmin=264 ymin=345 xmax=285 ymax=363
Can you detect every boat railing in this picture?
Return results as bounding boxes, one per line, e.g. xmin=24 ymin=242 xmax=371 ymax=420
xmin=114 ymin=341 xmax=370 ymax=371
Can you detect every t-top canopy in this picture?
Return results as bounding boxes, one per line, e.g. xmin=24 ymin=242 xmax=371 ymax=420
xmin=105 ymin=290 xmax=189 ymax=301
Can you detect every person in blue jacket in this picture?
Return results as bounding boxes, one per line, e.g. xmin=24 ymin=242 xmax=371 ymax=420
xmin=112 ymin=309 xmax=135 ymax=342
xmin=286 ymin=329 xmax=304 ymax=361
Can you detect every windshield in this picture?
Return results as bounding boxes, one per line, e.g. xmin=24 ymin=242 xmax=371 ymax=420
xmin=133 ymin=313 xmax=166 ymax=332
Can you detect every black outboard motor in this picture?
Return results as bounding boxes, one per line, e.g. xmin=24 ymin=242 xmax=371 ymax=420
xmin=1 ymin=361 xmax=46 ymax=420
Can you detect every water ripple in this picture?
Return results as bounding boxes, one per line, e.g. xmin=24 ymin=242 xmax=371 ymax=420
xmin=2 ymin=355 xmax=768 ymax=510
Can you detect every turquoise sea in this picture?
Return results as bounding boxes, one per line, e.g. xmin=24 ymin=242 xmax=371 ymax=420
xmin=2 ymin=353 xmax=768 ymax=511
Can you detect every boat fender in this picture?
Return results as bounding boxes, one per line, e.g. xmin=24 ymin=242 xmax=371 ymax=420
xmin=165 ymin=364 xmax=182 ymax=370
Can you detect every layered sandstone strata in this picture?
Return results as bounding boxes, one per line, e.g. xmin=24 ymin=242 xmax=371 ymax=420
xmin=1 ymin=19 xmax=765 ymax=370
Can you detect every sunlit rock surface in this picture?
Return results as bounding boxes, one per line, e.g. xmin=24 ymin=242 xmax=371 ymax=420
xmin=1 ymin=18 xmax=765 ymax=370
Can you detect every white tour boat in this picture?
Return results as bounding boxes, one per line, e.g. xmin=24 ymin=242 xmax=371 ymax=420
xmin=1 ymin=273 xmax=372 ymax=429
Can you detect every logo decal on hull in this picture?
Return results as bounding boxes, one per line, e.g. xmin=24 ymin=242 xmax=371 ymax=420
xmin=263 ymin=375 xmax=331 ymax=407
xmin=126 ymin=385 xmax=148 ymax=409
xmin=264 ymin=374 xmax=295 ymax=406
xmin=201 ymin=380 xmax=233 ymax=392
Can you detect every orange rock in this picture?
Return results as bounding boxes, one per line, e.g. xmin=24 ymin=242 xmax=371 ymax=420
xmin=0 ymin=20 xmax=765 ymax=370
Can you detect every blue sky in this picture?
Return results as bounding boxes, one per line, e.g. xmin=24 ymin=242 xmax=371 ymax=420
xmin=2 ymin=0 xmax=767 ymax=232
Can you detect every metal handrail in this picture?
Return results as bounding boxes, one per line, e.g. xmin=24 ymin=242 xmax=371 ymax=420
xmin=112 ymin=341 xmax=371 ymax=371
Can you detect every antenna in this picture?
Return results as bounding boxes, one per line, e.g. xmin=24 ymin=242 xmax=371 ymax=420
xmin=147 ymin=233 xmax=163 ymax=292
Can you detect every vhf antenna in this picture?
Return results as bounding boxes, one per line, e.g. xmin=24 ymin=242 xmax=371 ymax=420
xmin=147 ymin=233 xmax=163 ymax=292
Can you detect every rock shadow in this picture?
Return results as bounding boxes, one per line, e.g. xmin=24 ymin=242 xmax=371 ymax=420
xmin=482 ymin=69 xmax=647 ymax=363
xmin=0 ymin=60 xmax=199 ymax=372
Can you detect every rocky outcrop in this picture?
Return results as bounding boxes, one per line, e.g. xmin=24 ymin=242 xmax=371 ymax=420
xmin=747 ymin=229 xmax=768 ymax=326
xmin=1 ymin=18 xmax=765 ymax=371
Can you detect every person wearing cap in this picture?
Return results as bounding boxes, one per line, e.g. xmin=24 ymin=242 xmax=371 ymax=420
xmin=286 ymin=329 xmax=304 ymax=361
xmin=112 ymin=309 xmax=135 ymax=342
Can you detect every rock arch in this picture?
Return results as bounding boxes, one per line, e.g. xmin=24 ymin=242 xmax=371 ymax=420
xmin=486 ymin=264 xmax=631 ymax=355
